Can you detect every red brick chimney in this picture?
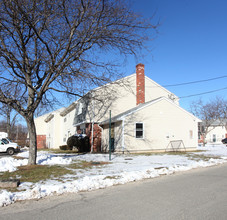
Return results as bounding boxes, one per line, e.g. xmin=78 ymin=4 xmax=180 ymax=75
xmin=136 ymin=63 xmax=145 ymax=105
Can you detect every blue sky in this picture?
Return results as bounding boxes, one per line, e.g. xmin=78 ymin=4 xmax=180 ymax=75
xmin=2 ymin=0 xmax=226 ymax=123
xmin=123 ymin=0 xmax=227 ymax=111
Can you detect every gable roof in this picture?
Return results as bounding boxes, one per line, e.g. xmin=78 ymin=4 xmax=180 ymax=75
xmin=42 ymin=107 xmax=65 ymax=123
xmin=41 ymin=70 xmax=180 ymax=119
xmin=63 ymin=73 xmax=179 ymax=116
xmin=60 ymin=101 xmax=77 ymax=117
xmin=100 ymin=96 xmax=201 ymax=125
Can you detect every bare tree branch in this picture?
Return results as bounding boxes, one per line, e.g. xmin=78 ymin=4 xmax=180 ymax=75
xmin=0 ymin=0 xmax=158 ymax=164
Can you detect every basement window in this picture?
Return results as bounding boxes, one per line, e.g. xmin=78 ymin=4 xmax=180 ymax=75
xmin=135 ymin=123 xmax=143 ymax=138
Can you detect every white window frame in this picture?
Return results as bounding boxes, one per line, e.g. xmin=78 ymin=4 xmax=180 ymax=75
xmin=135 ymin=122 xmax=144 ymax=139
xmin=78 ymin=102 xmax=83 ymax=115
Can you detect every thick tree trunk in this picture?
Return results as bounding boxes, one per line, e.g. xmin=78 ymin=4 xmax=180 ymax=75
xmin=26 ymin=114 xmax=37 ymax=165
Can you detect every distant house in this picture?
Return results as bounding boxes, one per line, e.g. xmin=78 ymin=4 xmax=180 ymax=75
xmin=35 ymin=63 xmax=200 ymax=152
xmin=199 ymin=120 xmax=227 ymax=144
xmin=35 ymin=107 xmax=77 ymax=149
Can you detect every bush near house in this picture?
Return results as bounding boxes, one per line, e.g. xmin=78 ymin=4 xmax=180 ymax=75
xmin=67 ymin=135 xmax=90 ymax=152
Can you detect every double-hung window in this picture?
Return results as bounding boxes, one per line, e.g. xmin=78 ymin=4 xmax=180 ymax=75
xmin=135 ymin=123 xmax=143 ymax=138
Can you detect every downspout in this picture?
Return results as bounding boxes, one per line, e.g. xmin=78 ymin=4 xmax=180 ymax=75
xmin=122 ymin=118 xmax=125 ymax=154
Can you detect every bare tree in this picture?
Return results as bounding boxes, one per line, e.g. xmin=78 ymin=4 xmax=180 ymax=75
xmin=190 ymin=97 xmax=227 ymax=145
xmin=0 ymin=119 xmax=27 ymax=145
xmin=217 ymin=97 xmax=227 ymax=131
xmin=0 ymin=103 xmax=19 ymax=138
xmin=0 ymin=0 xmax=157 ymax=164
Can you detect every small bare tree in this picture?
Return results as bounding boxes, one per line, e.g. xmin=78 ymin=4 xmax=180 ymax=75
xmin=0 ymin=0 xmax=157 ymax=164
xmin=0 ymin=103 xmax=18 ymax=138
xmin=190 ymin=97 xmax=227 ymax=145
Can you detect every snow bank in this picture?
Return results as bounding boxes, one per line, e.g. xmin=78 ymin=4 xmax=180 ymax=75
xmin=0 ymin=144 xmax=227 ymax=207
xmin=0 ymin=150 xmax=72 ymax=173
xmin=0 ymin=157 xmax=27 ymax=172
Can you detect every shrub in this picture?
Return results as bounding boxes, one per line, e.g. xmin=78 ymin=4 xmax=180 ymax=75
xmin=67 ymin=135 xmax=90 ymax=152
xmin=67 ymin=136 xmax=78 ymax=150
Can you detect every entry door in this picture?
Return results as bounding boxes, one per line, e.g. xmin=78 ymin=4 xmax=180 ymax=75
xmin=111 ymin=123 xmax=115 ymax=151
xmin=213 ymin=134 xmax=216 ymax=142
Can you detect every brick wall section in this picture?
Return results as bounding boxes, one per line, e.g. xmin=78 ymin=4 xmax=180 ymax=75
xmin=94 ymin=124 xmax=102 ymax=152
xmin=37 ymin=135 xmax=46 ymax=149
xmin=77 ymin=123 xmax=102 ymax=152
xmin=136 ymin=63 xmax=145 ymax=105
xmin=86 ymin=123 xmax=102 ymax=152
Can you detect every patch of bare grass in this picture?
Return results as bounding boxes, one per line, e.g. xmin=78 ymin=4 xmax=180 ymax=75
xmin=0 ymin=165 xmax=73 ymax=183
xmin=0 ymin=160 xmax=110 ymax=190
xmin=68 ymin=161 xmax=109 ymax=170
xmin=186 ymin=154 xmax=221 ymax=162
xmin=12 ymin=156 xmax=26 ymax=160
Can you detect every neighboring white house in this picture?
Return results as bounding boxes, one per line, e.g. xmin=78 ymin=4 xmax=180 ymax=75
xmin=199 ymin=120 xmax=227 ymax=144
xmin=35 ymin=63 xmax=200 ymax=152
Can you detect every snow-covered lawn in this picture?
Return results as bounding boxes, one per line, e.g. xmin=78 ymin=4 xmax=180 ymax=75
xmin=0 ymin=144 xmax=227 ymax=207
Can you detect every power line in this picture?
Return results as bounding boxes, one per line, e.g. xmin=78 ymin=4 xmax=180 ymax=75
xmin=163 ymin=75 xmax=227 ymax=87
xmin=179 ymin=87 xmax=227 ymax=99
xmin=145 ymin=75 xmax=227 ymax=88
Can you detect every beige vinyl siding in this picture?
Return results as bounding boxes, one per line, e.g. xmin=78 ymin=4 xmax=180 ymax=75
xmin=123 ymin=99 xmax=198 ymax=151
xmin=34 ymin=115 xmax=48 ymax=135
xmin=101 ymin=98 xmax=198 ymax=153
xmin=145 ymin=76 xmax=179 ymax=104
xmin=79 ymin=74 xmax=178 ymax=126
xmin=35 ymin=108 xmax=66 ymax=149
xmin=62 ymin=109 xmax=77 ymax=145
xmin=101 ymin=121 xmax=123 ymax=152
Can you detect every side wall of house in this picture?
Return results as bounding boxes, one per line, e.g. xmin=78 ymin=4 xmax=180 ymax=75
xmin=101 ymin=99 xmax=198 ymax=152
xmin=85 ymin=75 xmax=137 ymax=123
xmin=123 ymin=100 xmax=198 ymax=152
xmin=61 ymin=109 xmax=77 ymax=145
xmin=54 ymin=113 xmax=63 ymax=149
xmin=45 ymin=112 xmax=64 ymax=149
xmin=46 ymin=117 xmax=54 ymax=149
xmin=35 ymin=115 xmax=48 ymax=135
xmin=35 ymin=115 xmax=48 ymax=149
xmin=145 ymin=77 xmax=179 ymax=105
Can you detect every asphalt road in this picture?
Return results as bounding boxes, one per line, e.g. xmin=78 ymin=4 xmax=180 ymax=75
xmin=1 ymin=164 xmax=227 ymax=220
